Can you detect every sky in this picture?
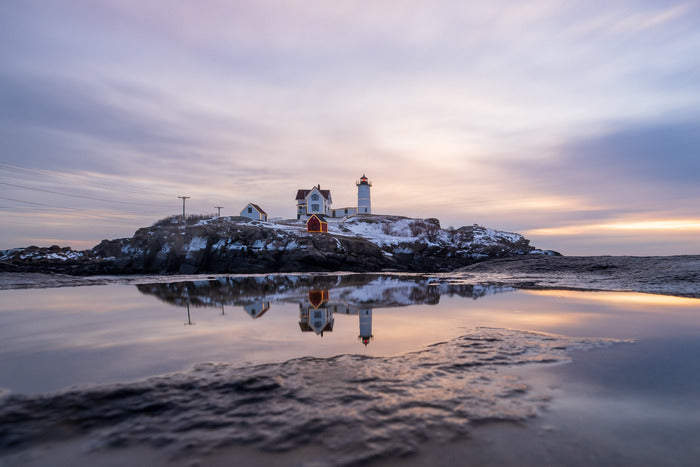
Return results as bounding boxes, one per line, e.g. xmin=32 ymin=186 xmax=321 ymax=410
xmin=1 ymin=0 xmax=699 ymax=255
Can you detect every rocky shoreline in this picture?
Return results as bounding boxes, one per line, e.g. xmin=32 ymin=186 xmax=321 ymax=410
xmin=0 ymin=215 xmax=555 ymax=276
xmin=1 ymin=255 xmax=698 ymax=299
xmin=456 ymin=255 xmax=700 ymax=298
xmin=2 ymin=216 xmax=696 ymax=298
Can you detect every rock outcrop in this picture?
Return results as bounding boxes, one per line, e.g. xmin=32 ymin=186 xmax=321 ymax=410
xmin=0 ymin=215 xmax=558 ymax=275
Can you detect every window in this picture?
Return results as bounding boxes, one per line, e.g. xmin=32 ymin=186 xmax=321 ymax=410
xmin=311 ymin=194 xmax=319 ymax=201
xmin=247 ymin=207 xmax=252 ymax=213
xmin=311 ymin=203 xmax=319 ymax=211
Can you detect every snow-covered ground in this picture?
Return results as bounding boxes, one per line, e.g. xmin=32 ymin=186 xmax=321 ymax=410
xmin=0 ymin=248 xmax=84 ymax=262
xmin=325 ymin=216 xmax=529 ymax=254
xmin=328 ymin=217 xmax=428 ymax=246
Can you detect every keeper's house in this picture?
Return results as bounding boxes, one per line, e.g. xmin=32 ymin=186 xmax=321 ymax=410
xmin=295 ymin=175 xmax=371 ymax=221
xmin=296 ymin=185 xmax=332 ymax=220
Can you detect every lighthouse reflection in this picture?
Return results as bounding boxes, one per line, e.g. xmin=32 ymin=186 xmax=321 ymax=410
xmin=136 ymin=274 xmax=514 ymax=346
xmin=299 ymin=289 xmax=373 ymax=345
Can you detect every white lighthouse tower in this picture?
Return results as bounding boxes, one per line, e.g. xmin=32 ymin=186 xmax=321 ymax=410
xmin=356 ymin=174 xmax=372 ymax=215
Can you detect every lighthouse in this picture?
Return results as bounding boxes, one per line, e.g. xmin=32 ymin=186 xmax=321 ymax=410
xmin=356 ymin=174 xmax=372 ymax=215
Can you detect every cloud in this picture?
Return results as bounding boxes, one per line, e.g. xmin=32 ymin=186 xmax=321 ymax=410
xmin=497 ymin=118 xmax=700 ymax=218
xmin=559 ymin=120 xmax=700 ymax=185
xmin=1 ymin=1 xmax=700 ymax=253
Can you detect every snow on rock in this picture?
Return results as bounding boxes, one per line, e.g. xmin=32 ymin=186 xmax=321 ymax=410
xmin=1 ymin=246 xmax=85 ymax=263
xmin=187 ymin=237 xmax=208 ymax=252
xmin=328 ymin=216 xmax=533 ymax=257
xmin=2 ymin=215 xmax=556 ymax=275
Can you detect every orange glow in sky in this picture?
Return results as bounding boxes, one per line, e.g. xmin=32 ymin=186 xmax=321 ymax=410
xmin=526 ymin=219 xmax=700 ymax=236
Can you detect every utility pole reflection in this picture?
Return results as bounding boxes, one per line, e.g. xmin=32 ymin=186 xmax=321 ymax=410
xmin=184 ymin=301 xmax=195 ymax=326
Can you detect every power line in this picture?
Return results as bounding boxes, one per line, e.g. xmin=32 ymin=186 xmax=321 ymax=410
xmin=0 ymin=164 xmax=232 ymax=219
xmin=0 ymin=162 xmax=176 ymax=199
xmin=0 ymin=181 xmax=170 ymax=207
xmin=0 ymin=195 xmax=80 ymax=211
xmin=0 ymin=195 xmax=177 ymax=219
xmin=0 ymin=196 xmax=115 ymax=221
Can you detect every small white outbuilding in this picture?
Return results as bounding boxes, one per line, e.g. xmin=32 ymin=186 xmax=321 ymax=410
xmin=240 ymin=203 xmax=267 ymax=221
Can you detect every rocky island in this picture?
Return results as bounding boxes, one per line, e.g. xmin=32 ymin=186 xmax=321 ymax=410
xmin=0 ymin=215 xmax=557 ymax=275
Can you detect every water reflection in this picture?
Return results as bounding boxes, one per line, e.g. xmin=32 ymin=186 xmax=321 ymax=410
xmin=299 ymin=290 xmax=334 ymax=336
xmin=242 ymin=301 xmax=271 ymax=319
xmin=184 ymin=302 xmax=195 ymax=326
xmin=137 ymin=274 xmax=514 ymax=346
xmin=299 ymin=290 xmax=374 ymax=344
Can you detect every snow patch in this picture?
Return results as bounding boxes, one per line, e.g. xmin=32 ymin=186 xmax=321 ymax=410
xmin=187 ymin=237 xmax=208 ymax=252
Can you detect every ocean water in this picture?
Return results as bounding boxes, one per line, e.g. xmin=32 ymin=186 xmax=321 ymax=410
xmin=0 ymin=274 xmax=699 ymax=465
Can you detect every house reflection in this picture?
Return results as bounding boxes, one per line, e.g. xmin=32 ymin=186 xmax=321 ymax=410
xmin=300 ymin=290 xmax=374 ymax=345
xmin=242 ymin=301 xmax=271 ymax=319
xmin=299 ymin=290 xmax=334 ymax=336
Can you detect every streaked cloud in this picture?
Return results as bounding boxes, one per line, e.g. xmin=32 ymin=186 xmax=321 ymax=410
xmin=1 ymin=0 xmax=699 ymax=254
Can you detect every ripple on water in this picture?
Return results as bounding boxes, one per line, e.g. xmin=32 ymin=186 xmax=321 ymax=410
xmin=0 ymin=328 xmax=626 ymax=465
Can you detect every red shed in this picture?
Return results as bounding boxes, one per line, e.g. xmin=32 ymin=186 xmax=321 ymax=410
xmin=307 ymin=214 xmax=328 ymax=233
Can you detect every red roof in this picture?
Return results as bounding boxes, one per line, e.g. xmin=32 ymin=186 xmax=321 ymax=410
xmin=295 ymin=188 xmax=331 ymax=201
xmin=250 ymin=203 xmax=267 ymax=215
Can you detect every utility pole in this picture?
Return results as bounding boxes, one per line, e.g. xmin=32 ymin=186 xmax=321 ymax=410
xmin=215 ymin=206 xmax=223 ymax=217
xmin=178 ymin=196 xmax=190 ymax=219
